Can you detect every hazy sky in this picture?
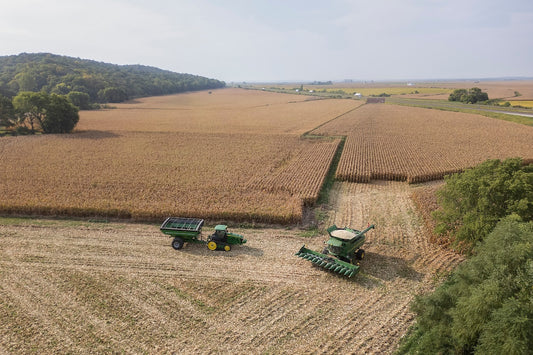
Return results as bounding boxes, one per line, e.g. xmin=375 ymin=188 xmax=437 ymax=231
xmin=1 ymin=0 xmax=532 ymax=82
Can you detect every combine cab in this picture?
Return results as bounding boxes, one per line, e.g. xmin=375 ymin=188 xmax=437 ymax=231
xmin=295 ymin=224 xmax=374 ymax=277
xmin=160 ymin=217 xmax=246 ymax=251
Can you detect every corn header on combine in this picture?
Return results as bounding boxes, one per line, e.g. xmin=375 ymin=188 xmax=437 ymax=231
xmin=295 ymin=224 xmax=374 ymax=277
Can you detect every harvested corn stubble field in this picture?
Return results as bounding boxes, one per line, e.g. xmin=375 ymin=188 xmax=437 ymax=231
xmin=0 ymin=181 xmax=463 ymax=354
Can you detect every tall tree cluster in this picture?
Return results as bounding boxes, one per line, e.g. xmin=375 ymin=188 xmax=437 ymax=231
xmin=0 ymin=53 xmax=225 ymax=104
xmin=0 ymin=53 xmax=226 ymax=135
xmin=448 ymin=87 xmax=489 ymax=103
xmin=7 ymin=91 xmax=79 ymax=134
xmin=398 ymin=158 xmax=533 ymax=354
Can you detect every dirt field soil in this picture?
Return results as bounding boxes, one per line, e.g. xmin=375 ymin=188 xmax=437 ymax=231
xmin=0 ymin=181 xmax=463 ymax=354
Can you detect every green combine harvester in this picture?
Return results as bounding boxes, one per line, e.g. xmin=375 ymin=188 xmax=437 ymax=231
xmin=295 ymin=224 xmax=375 ymax=277
xmin=160 ymin=217 xmax=246 ymax=251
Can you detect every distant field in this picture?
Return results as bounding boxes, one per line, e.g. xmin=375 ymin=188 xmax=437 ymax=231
xmin=78 ymin=88 xmax=361 ymax=135
xmin=253 ymin=79 xmax=533 ymax=100
xmin=507 ymin=100 xmax=533 ymax=108
xmin=312 ymin=104 xmax=533 ymax=183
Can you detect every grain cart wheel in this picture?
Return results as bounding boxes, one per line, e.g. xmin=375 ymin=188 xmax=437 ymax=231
xmin=355 ymin=249 xmax=365 ymax=260
xmin=172 ymin=237 xmax=184 ymax=250
xmin=207 ymin=241 xmax=217 ymax=250
xmin=224 ymin=245 xmax=231 ymax=252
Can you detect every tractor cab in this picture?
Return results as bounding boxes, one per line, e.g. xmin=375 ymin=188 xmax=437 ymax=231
xmin=210 ymin=225 xmax=228 ymax=242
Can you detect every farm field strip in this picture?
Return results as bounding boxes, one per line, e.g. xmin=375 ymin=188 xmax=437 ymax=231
xmin=313 ymin=103 xmax=533 ymax=184
xmin=0 ymin=181 xmax=463 ymax=353
xmin=0 ymin=131 xmax=342 ymax=223
xmin=78 ymin=88 xmax=361 ymax=135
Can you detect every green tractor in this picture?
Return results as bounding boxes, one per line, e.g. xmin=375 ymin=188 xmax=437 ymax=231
xmin=160 ymin=217 xmax=246 ymax=251
xmin=295 ymin=224 xmax=374 ymax=277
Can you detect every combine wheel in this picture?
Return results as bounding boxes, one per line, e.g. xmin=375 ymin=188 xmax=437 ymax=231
xmin=207 ymin=241 xmax=217 ymax=251
xmin=322 ymin=247 xmax=329 ymax=255
xmin=224 ymin=245 xmax=231 ymax=252
xmin=172 ymin=237 xmax=184 ymax=250
xmin=355 ymin=249 xmax=365 ymax=260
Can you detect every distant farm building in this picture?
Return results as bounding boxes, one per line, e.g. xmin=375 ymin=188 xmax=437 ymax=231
xmin=366 ymin=97 xmax=385 ymax=103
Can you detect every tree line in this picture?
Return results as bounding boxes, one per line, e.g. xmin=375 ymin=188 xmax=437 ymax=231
xmin=398 ymin=158 xmax=533 ymax=354
xmin=0 ymin=53 xmax=226 ymax=135
xmin=0 ymin=53 xmax=225 ymax=105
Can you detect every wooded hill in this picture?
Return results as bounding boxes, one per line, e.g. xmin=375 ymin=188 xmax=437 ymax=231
xmin=0 ymin=53 xmax=225 ymax=104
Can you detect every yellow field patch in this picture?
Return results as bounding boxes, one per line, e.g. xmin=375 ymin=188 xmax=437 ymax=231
xmin=507 ymin=100 xmax=533 ymax=108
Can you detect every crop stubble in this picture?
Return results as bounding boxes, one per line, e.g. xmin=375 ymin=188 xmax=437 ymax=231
xmin=0 ymin=181 xmax=463 ymax=354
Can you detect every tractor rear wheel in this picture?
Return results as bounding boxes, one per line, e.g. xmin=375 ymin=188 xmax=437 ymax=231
xmin=172 ymin=237 xmax=184 ymax=250
xmin=207 ymin=241 xmax=217 ymax=250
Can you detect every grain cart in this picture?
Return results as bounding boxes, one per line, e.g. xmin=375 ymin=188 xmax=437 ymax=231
xmin=159 ymin=217 xmax=246 ymax=251
xmin=295 ymin=224 xmax=375 ymax=277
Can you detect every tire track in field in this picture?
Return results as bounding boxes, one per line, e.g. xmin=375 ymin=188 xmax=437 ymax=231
xmin=357 ymin=299 xmax=414 ymax=354
xmin=314 ymin=293 xmax=396 ymax=353
xmin=0 ymin=177 xmax=465 ymax=354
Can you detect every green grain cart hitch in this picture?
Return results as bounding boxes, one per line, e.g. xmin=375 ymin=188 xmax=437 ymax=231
xmin=160 ymin=217 xmax=246 ymax=251
xmin=295 ymin=224 xmax=375 ymax=277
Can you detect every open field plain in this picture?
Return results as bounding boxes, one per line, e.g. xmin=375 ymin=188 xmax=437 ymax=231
xmin=1 ymin=83 xmax=531 ymax=353
xmin=1 ymin=87 xmax=532 ymax=224
xmin=0 ymin=181 xmax=463 ymax=354
xmin=256 ymin=79 xmax=533 ymax=100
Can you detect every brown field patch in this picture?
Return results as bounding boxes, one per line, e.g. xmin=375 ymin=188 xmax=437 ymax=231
xmin=312 ymin=104 xmax=533 ymax=183
xmin=0 ymin=88 xmax=360 ymax=223
xmin=78 ymin=88 xmax=362 ymax=135
xmin=0 ymin=181 xmax=462 ymax=353
xmin=0 ymin=131 xmax=341 ymax=223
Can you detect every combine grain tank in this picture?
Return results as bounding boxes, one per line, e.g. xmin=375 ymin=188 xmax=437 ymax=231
xmin=295 ymin=224 xmax=375 ymax=277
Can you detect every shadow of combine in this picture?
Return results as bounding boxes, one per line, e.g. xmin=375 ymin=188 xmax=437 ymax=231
xmin=354 ymin=251 xmax=424 ymax=289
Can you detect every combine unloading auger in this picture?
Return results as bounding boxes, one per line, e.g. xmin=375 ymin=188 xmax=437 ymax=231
xmin=295 ymin=224 xmax=375 ymax=277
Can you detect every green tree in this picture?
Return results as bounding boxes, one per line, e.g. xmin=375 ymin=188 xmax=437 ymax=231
xmin=13 ymin=91 xmax=79 ymax=133
xmin=41 ymin=94 xmax=79 ymax=133
xmin=449 ymin=87 xmax=489 ymax=103
xmin=448 ymin=88 xmax=467 ymax=102
xmin=433 ymin=158 xmax=533 ymax=253
xmin=98 ymin=86 xmax=127 ymax=103
xmin=67 ymin=91 xmax=91 ymax=110
xmin=0 ymin=94 xmax=15 ymax=128
xmin=398 ymin=217 xmax=533 ymax=355
xmin=13 ymin=91 xmax=48 ymax=133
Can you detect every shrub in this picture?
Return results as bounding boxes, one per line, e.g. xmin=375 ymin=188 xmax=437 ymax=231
xmin=433 ymin=158 xmax=533 ymax=253
xmin=397 ymin=217 xmax=533 ymax=354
